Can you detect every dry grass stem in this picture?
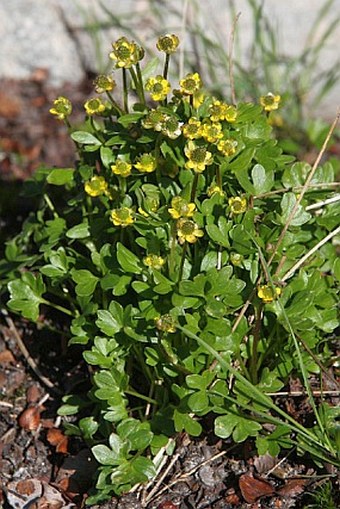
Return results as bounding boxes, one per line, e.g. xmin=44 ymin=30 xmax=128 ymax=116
xmin=1 ymin=309 xmax=62 ymax=395
xmin=229 ymin=11 xmax=241 ymax=105
xmin=306 ymin=194 xmax=340 ymax=211
xmin=281 ymin=225 xmax=340 ymax=282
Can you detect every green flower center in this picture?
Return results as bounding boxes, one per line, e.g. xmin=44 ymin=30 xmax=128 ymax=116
xmin=118 ymin=209 xmax=131 ymax=220
xmin=117 ymin=45 xmax=132 ymax=59
xmin=191 ymin=147 xmax=206 ymax=163
xmin=164 ymin=117 xmax=178 ymax=132
xmin=184 ymin=78 xmax=196 ymax=91
xmin=181 ymin=220 xmax=195 ymax=235
xmin=160 ymin=37 xmax=173 ymax=50
xmin=154 ymin=83 xmax=164 ymax=93
xmin=233 ymin=201 xmax=243 ymax=212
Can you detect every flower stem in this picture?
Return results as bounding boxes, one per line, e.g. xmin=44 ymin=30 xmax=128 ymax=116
xmin=249 ymin=304 xmax=263 ymax=384
xmin=163 ymin=54 xmax=170 ymax=80
xmin=42 ymin=299 xmax=75 ymax=317
xmin=106 ymin=91 xmax=124 ymax=116
xmin=122 ymin=68 xmax=129 ymax=113
xmin=43 ymin=194 xmax=57 ymax=216
xmin=190 ymin=173 xmax=199 ymax=202
xmin=135 ymin=63 xmax=146 ymax=106
xmin=178 ymin=241 xmax=187 ymax=283
xmin=216 ymin=165 xmax=222 ymax=189
xmin=125 ymin=389 xmax=158 ymax=405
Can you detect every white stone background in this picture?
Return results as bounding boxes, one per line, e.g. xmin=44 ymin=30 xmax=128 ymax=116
xmin=0 ymin=0 xmax=339 ymax=117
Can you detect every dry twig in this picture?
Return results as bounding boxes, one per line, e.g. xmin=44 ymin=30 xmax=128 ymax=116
xmin=1 ymin=310 xmax=62 ymax=395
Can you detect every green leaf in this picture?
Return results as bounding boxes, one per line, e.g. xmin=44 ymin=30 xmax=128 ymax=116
xmin=117 ymin=112 xmax=144 ymax=127
xmin=47 ymin=168 xmax=75 ymax=186
xmin=57 ymin=395 xmax=88 ymax=416
xmin=333 ymin=258 xmax=340 ymax=281
xmin=282 ymin=162 xmax=311 ymax=188
xmin=280 ymin=193 xmax=312 ymax=226
xmin=96 ymin=309 xmax=122 ymax=336
xmin=7 ymin=273 xmax=46 ymax=321
xmin=72 ymin=269 xmax=99 ymax=296
xmin=71 ymin=131 xmax=102 ymax=145
xmin=229 ymin=147 xmax=255 ymax=172
xmin=128 ymin=429 xmax=154 ymax=451
xmin=116 ymin=243 xmax=142 ymax=273
xmin=174 ymin=410 xmax=202 ymax=436
xmin=100 ymin=146 xmax=114 ymax=168
xmin=251 ymin=164 xmax=274 ymax=194
xmin=66 ymin=222 xmax=90 ymax=239
xmin=109 ymin=433 xmax=127 ymax=459
xmin=92 ymin=444 xmax=118 ymax=465
xmin=83 ymin=350 xmax=111 ymax=367
xmin=131 ymin=456 xmax=156 ymax=481
xmin=79 ymin=416 xmax=99 ymax=439
xmin=215 ymin=412 xmax=262 ymax=442
xmin=188 ymin=391 xmax=210 ymax=413
xmin=179 ymin=274 xmax=206 ymax=297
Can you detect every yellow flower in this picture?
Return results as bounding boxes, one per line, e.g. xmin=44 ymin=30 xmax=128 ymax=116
xmin=142 ymin=109 xmax=166 ymax=131
xmin=217 ymin=138 xmax=238 ymax=157
xmin=229 ymin=196 xmax=247 ymax=214
xmin=260 ymin=92 xmax=281 ymax=112
xmin=111 ymin=159 xmax=132 ymax=178
xmin=156 ymin=34 xmax=180 ymax=54
xmin=179 ymin=73 xmax=202 ymax=95
xmin=93 ymin=74 xmax=116 ymax=94
xmin=109 ymin=37 xmax=144 ymax=68
xmin=84 ymin=176 xmax=108 ymax=197
xmin=143 ymin=254 xmax=166 ymax=270
xmin=182 ymin=118 xmax=203 ymax=140
xmin=184 ymin=141 xmax=213 ymax=173
xmin=200 ymin=121 xmax=223 ymax=143
xmin=134 ymin=153 xmax=157 ymax=173
xmin=168 ymin=196 xmax=196 ymax=219
xmin=207 ymin=185 xmax=224 ymax=197
xmin=49 ymin=96 xmax=72 ymax=120
xmin=225 ymin=105 xmax=238 ymax=123
xmin=138 ymin=207 xmax=149 ymax=218
xmin=145 ymin=75 xmax=171 ymax=102
xmin=257 ymin=284 xmax=282 ymax=303
xmin=110 ymin=207 xmax=134 ymax=227
xmin=155 ymin=314 xmax=176 ymax=333
xmin=84 ymin=97 xmax=106 ymax=115
xmin=176 ymin=218 xmax=204 ymax=244
xmin=192 ymin=90 xmax=205 ymax=109
xmin=161 ymin=115 xmax=182 ymax=139
xmin=209 ymin=100 xmax=229 ymax=122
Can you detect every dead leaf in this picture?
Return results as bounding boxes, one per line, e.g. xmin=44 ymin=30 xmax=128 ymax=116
xmin=225 ymin=487 xmax=240 ymax=505
xmin=5 ymin=479 xmax=75 ymax=509
xmin=6 ymin=479 xmax=42 ymax=508
xmin=18 ymin=406 xmax=42 ymax=430
xmin=254 ymin=452 xmax=278 ymax=474
xmin=277 ymin=478 xmax=307 ymax=498
xmin=0 ymin=349 xmax=16 ymax=365
xmin=239 ymin=472 xmax=275 ymax=503
xmin=157 ymin=502 xmax=178 ymax=509
xmin=26 ymin=384 xmax=42 ymax=403
xmin=47 ymin=428 xmax=69 ymax=454
xmin=56 ymin=477 xmax=81 ymax=501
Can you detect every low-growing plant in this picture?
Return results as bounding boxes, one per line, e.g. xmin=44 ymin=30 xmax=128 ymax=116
xmin=1 ymin=35 xmax=339 ymax=503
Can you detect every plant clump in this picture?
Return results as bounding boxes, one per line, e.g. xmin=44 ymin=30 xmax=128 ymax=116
xmin=2 ymin=34 xmax=339 ymax=504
